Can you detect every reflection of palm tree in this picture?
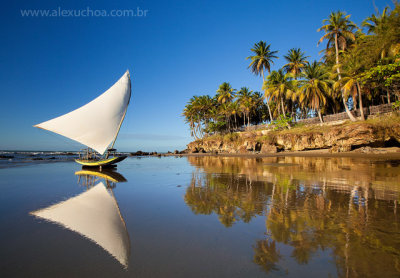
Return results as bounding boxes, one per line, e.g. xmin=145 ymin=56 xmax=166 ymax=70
xmin=185 ymin=155 xmax=400 ymax=277
xmin=253 ymin=239 xmax=281 ymax=273
xmin=291 ymin=238 xmax=314 ymax=264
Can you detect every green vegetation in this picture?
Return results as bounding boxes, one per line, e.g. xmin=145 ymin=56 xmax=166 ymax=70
xmin=183 ymin=3 xmax=400 ymax=139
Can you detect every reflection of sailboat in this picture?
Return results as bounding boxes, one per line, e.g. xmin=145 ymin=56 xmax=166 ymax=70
xmin=34 ymin=71 xmax=131 ymax=168
xmin=75 ymin=168 xmax=127 ymax=188
xmin=30 ymin=182 xmax=130 ymax=268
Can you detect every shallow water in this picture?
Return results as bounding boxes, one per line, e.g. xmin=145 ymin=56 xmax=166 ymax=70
xmin=0 ymin=156 xmax=399 ymax=277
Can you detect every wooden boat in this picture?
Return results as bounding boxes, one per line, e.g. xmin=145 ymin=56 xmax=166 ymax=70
xmin=34 ymin=71 xmax=132 ymax=168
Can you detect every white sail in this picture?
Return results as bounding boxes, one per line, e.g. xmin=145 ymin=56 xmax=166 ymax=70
xmin=35 ymin=71 xmax=131 ymax=155
xmin=30 ymin=183 xmax=130 ymax=267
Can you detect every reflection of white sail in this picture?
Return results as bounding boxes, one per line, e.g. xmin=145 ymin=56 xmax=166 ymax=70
xmin=30 ymin=183 xmax=130 ymax=267
xmin=34 ymin=71 xmax=131 ymax=155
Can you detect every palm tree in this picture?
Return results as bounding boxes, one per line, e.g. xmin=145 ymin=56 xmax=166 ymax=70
xmin=283 ymin=48 xmax=309 ymax=79
xmin=251 ymin=91 xmax=268 ymax=124
xmin=229 ymin=101 xmax=241 ymax=129
xmin=298 ymin=61 xmax=331 ymax=123
xmin=362 ymin=7 xmax=389 ymax=35
xmin=197 ymin=95 xmax=215 ymax=129
xmin=333 ymin=54 xmax=366 ymax=120
xmin=362 ymin=5 xmax=400 ymax=61
xmin=237 ymin=87 xmax=253 ymax=127
xmin=219 ymin=102 xmax=232 ymax=131
xmin=247 ymin=41 xmax=278 ymax=122
xmin=318 ymin=11 xmax=357 ymax=121
xmin=216 ymin=82 xmax=236 ymax=104
xmin=263 ymin=69 xmax=295 ymax=117
xmin=183 ymin=96 xmax=202 ymax=139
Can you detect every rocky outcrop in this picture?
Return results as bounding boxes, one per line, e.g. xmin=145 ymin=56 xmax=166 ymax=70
xmin=187 ymin=122 xmax=400 ymax=154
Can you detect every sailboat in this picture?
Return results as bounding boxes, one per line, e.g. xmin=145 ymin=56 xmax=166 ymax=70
xmin=30 ymin=181 xmax=130 ymax=268
xmin=34 ymin=71 xmax=132 ymax=168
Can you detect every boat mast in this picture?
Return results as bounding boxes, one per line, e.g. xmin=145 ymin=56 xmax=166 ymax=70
xmin=109 ymin=72 xmax=131 ymax=152
xmin=110 ymin=108 xmax=127 ymax=150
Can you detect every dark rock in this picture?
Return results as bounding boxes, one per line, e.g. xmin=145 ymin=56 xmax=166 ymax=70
xmin=173 ymin=150 xmax=179 ymax=154
xmin=330 ymin=145 xmax=352 ymax=153
xmin=130 ymin=151 xmax=150 ymax=156
xmin=0 ymin=155 xmax=14 ymax=159
xmin=260 ymin=144 xmax=278 ymax=154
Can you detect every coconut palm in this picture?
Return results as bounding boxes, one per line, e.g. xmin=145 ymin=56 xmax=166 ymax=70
xmin=183 ymin=96 xmax=202 ymax=139
xmin=263 ymin=69 xmax=295 ymax=117
xmin=298 ymin=61 xmax=331 ymax=123
xmin=216 ymin=82 xmax=236 ymax=104
xmin=251 ymin=91 xmax=268 ymax=124
xmin=237 ymin=87 xmax=253 ymax=127
xmin=247 ymin=41 xmax=278 ymax=122
xmin=333 ymin=54 xmax=366 ymax=120
xmin=219 ymin=102 xmax=233 ymax=130
xmin=318 ymin=11 xmax=357 ymax=121
xmin=229 ymin=101 xmax=241 ymax=129
xmin=283 ymin=48 xmax=309 ymax=79
xmin=362 ymin=7 xmax=389 ymax=35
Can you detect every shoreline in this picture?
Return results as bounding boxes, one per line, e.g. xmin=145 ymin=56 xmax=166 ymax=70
xmin=166 ymin=148 xmax=400 ymax=159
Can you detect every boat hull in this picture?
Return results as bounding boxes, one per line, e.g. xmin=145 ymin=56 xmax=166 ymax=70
xmin=75 ymin=169 xmax=127 ymax=183
xmin=75 ymin=155 xmax=127 ymax=167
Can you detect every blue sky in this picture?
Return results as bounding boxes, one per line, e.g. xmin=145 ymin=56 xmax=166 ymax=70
xmin=0 ymin=0 xmax=393 ymax=152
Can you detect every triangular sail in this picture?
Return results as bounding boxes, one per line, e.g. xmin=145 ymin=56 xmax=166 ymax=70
xmin=30 ymin=183 xmax=130 ymax=267
xmin=35 ymin=71 xmax=131 ymax=155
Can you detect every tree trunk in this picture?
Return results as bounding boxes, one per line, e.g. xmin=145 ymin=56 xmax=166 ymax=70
xmin=335 ymin=33 xmax=356 ymax=122
xmin=262 ymin=70 xmax=274 ymax=122
xmin=317 ymin=109 xmax=324 ymax=124
xmin=192 ymin=124 xmax=199 ymax=140
xmin=281 ymin=95 xmax=286 ymax=116
xmin=387 ymin=88 xmax=391 ymax=104
xmin=356 ymin=81 xmax=365 ymax=120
